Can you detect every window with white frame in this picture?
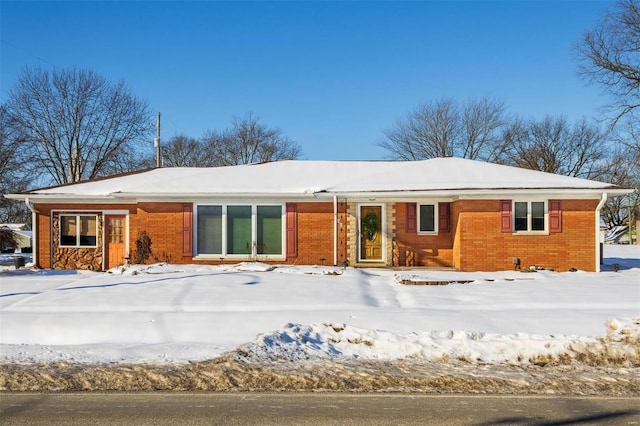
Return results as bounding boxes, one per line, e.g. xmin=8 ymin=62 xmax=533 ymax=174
xmin=514 ymin=201 xmax=546 ymax=232
xmin=59 ymin=214 xmax=98 ymax=247
xmin=196 ymin=204 xmax=284 ymax=256
xmin=418 ymin=203 xmax=437 ymax=233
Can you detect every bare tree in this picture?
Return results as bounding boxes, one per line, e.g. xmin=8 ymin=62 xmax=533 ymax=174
xmin=575 ymin=1 xmax=640 ymax=230
xmin=4 ymin=66 xmax=153 ymax=185
xmin=502 ymin=116 xmax=611 ymax=180
xmin=601 ymin=125 xmax=640 ymax=228
xmin=201 ymin=113 xmax=302 ymax=166
xmin=161 ymin=134 xmax=214 ymax=167
xmin=379 ymin=97 xmax=508 ymax=161
xmin=599 ymin=148 xmax=640 ymax=227
xmin=101 ymin=142 xmax=155 ymax=175
xmin=611 ymin=115 xmax=640 ymax=159
xmin=461 ymin=98 xmax=509 ymax=162
xmin=576 ymin=0 xmax=640 ymax=124
xmin=380 ymin=97 xmax=457 ymax=160
xmin=0 ymin=106 xmax=32 ymax=223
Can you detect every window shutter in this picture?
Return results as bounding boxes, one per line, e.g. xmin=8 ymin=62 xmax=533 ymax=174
xmin=182 ymin=204 xmax=193 ymax=257
xmin=549 ymin=200 xmax=562 ymax=233
xmin=286 ymin=203 xmax=298 ymax=258
xmin=438 ymin=202 xmax=451 ymax=233
xmin=500 ymin=200 xmax=512 ymax=233
xmin=406 ymin=203 xmax=417 ymax=233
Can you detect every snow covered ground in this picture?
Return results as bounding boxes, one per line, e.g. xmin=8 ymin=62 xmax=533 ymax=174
xmin=0 ymin=245 xmax=638 ymax=366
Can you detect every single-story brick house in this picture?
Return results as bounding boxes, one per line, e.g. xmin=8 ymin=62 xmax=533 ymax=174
xmin=4 ymin=158 xmax=631 ymax=272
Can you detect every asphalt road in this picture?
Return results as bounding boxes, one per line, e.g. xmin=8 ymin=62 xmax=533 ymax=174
xmin=2 ymin=393 xmax=639 ymax=425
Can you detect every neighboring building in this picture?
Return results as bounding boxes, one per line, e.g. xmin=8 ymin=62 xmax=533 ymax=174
xmin=0 ymin=223 xmax=32 ymax=251
xmin=4 ymin=158 xmax=631 ymax=272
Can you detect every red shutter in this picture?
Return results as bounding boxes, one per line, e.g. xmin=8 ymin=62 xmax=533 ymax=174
xmin=549 ymin=200 xmax=562 ymax=233
xmin=286 ymin=203 xmax=297 ymax=258
xmin=182 ymin=204 xmax=193 ymax=257
xmin=406 ymin=203 xmax=417 ymax=232
xmin=438 ymin=202 xmax=450 ymax=233
xmin=500 ymin=200 xmax=512 ymax=233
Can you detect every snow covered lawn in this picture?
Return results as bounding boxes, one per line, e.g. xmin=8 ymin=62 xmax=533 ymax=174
xmin=0 ymin=245 xmax=638 ymax=366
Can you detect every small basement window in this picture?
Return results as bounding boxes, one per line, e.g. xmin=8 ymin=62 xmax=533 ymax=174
xmin=60 ymin=214 xmax=98 ymax=247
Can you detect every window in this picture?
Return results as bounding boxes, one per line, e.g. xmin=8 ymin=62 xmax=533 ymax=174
xmin=196 ymin=204 xmax=284 ymax=257
xmin=197 ymin=206 xmax=222 ymax=255
xmin=108 ymin=217 xmax=124 ymax=244
xmin=257 ymin=205 xmax=282 ymax=255
xmin=227 ymin=205 xmax=252 ymax=255
xmin=60 ymin=215 xmax=98 ymax=247
xmin=514 ymin=201 xmax=546 ymax=232
xmin=418 ymin=204 xmax=437 ymax=233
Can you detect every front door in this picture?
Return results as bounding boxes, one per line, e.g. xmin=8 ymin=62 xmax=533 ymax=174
xmin=105 ymin=215 xmax=126 ymax=269
xmin=359 ymin=205 xmax=383 ymax=262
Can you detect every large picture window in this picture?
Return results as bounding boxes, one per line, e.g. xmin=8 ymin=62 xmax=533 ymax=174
xmin=60 ymin=214 xmax=98 ymax=247
xmin=196 ymin=204 xmax=284 ymax=257
xmin=418 ymin=204 xmax=437 ymax=233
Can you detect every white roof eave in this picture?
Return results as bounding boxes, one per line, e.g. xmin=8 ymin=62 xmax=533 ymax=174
xmin=314 ymin=187 xmax=633 ymax=199
xmin=5 ymin=187 xmax=632 ymax=204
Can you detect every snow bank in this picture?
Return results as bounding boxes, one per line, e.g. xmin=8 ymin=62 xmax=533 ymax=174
xmin=235 ymin=321 xmax=606 ymax=364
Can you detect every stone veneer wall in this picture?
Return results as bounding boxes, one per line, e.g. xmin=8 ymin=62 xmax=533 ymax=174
xmin=346 ymin=203 xmax=357 ymax=266
xmin=385 ymin=203 xmax=395 ymax=266
xmin=52 ymin=212 xmax=103 ymax=270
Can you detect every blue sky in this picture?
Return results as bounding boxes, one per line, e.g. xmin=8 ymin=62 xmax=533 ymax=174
xmin=1 ymin=1 xmax=613 ymax=160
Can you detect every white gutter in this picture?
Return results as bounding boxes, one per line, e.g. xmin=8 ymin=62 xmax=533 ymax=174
xmin=313 ymin=188 xmax=632 ymax=200
xmin=6 ymin=187 xmax=631 ymax=203
xmin=333 ymin=195 xmax=338 ymax=266
xmin=595 ymin=192 xmax=608 ymax=273
xmin=24 ymin=197 xmax=37 ymax=268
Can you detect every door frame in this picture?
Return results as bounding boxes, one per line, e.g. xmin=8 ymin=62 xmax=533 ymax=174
xmin=102 ymin=210 xmax=130 ymax=270
xmin=357 ymin=203 xmax=385 ymax=263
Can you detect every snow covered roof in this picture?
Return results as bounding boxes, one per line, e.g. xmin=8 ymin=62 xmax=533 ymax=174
xmin=5 ymin=158 xmax=630 ymax=201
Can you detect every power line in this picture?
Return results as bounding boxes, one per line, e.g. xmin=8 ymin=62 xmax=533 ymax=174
xmin=1 ymin=39 xmax=57 ymax=67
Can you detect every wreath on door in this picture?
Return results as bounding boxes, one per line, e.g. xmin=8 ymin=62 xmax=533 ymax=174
xmin=362 ymin=211 xmax=380 ymax=241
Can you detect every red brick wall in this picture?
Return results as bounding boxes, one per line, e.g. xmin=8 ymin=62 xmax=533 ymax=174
xmin=133 ymin=203 xmax=185 ymax=263
xmin=394 ymin=202 xmax=455 ymax=267
xmin=35 ymin=208 xmax=50 ymax=269
xmin=455 ymin=199 xmax=598 ymax=271
xmin=291 ymin=202 xmax=341 ymax=265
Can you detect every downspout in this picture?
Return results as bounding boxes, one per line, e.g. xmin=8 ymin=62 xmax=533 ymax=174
xmin=595 ymin=192 xmax=608 ymax=273
xmin=333 ymin=195 xmax=338 ymax=266
xmin=24 ymin=198 xmax=37 ymax=268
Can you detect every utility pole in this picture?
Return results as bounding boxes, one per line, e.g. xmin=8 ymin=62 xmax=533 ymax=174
xmin=154 ymin=112 xmax=161 ymax=168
